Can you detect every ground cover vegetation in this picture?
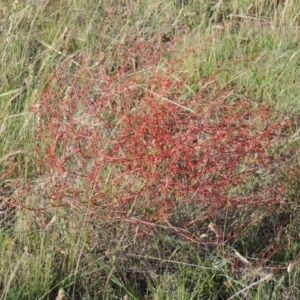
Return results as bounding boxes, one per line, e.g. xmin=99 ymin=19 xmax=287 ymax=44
xmin=1 ymin=0 xmax=300 ymax=299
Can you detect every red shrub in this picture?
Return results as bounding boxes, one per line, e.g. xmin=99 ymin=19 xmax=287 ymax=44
xmin=22 ymin=36 xmax=297 ymax=243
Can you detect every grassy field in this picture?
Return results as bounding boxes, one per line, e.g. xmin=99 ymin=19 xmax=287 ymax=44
xmin=1 ymin=0 xmax=300 ymax=299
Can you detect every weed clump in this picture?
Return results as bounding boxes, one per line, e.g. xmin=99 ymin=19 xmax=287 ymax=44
xmin=20 ymin=36 xmax=297 ymax=245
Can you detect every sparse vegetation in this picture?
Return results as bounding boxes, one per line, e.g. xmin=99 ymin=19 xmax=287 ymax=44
xmin=1 ymin=0 xmax=300 ymax=299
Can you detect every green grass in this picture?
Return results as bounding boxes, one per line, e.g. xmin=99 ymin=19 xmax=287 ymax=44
xmin=1 ymin=0 xmax=300 ymax=299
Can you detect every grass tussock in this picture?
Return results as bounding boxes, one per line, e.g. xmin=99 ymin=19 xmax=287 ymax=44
xmin=1 ymin=0 xmax=300 ymax=299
